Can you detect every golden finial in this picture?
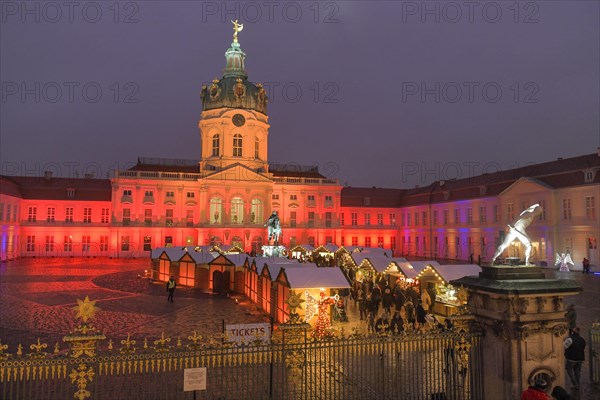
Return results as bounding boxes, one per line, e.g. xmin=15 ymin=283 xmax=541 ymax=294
xmin=73 ymin=296 xmax=100 ymax=323
xmin=231 ymin=19 xmax=244 ymax=43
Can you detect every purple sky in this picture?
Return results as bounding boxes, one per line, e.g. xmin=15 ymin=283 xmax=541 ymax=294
xmin=1 ymin=1 xmax=599 ymax=188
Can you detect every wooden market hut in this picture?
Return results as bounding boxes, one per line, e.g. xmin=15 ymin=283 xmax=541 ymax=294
xmin=207 ymin=253 xmax=250 ymax=294
xmin=255 ymin=259 xmax=304 ymax=319
xmin=416 ymin=264 xmax=481 ymax=316
xmin=213 ymin=244 xmax=245 ymax=254
xmin=356 ymin=256 xmax=408 ymax=285
xmin=150 ymin=247 xmax=216 ymax=287
xmin=273 ymin=265 xmax=351 ymax=323
xmin=289 ymin=244 xmax=315 ymax=260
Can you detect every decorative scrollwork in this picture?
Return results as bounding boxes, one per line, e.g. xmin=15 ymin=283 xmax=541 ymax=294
xmin=28 ymin=338 xmax=48 ymax=359
xmin=69 ymin=363 xmax=95 ymax=400
xmin=455 ymin=336 xmax=471 ymax=374
xmin=119 ymin=334 xmax=137 ymax=354
xmin=153 ymin=332 xmax=172 ymax=352
xmin=510 ymin=298 xmax=529 ymax=315
xmin=0 ymin=340 xmax=11 ymax=361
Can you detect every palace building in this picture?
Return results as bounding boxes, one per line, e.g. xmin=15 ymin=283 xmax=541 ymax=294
xmin=1 ymin=30 xmax=599 ymax=271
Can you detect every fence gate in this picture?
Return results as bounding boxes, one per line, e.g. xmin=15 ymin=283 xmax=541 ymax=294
xmin=0 ymin=296 xmax=483 ymax=400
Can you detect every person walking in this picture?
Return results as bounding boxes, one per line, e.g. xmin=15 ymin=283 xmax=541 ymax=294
xmin=166 ymin=276 xmax=176 ymax=302
xmin=582 ymin=257 xmax=590 ymax=274
xmin=564 ymin=326 xmax=586 ymax=391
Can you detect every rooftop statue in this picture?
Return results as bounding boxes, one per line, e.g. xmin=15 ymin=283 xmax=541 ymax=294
xmin=491 ymin=203 xmax=543 ymax=266
xmin=231 ymin=19 xmax=243 ymax=43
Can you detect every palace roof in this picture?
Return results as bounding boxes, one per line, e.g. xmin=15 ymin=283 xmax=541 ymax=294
xmin=1 ymin=174 xmax=111 ymax=201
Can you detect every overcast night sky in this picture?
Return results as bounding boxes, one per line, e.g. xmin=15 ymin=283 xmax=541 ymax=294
xmin=1 ymin=1 xmax=599 ymax=188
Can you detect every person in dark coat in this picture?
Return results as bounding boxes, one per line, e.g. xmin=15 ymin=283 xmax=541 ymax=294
xmin=416 ymin=299 xmax=427 ymax=330
xmin=390 ymin=311 xmax=404 ymax=335
xmin=564 ymin=327 xmax=586 ymax=390
xmin=394 ymin=285 xmax=406 ymax=311
xmin=381 ymin=287 xmax=394 ymax=315
xmin=550 ymin=386 xmax=571 ymax=400
xmin=357 ymin=288 xmax=368 ymax=321
xmin=404 ymin=300 xmax=415 ymax=327
xmin=166 ymin=276 xmax=176 ymax=302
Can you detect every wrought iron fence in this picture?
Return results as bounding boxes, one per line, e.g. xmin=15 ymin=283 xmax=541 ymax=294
xmin=591 ymin=323 xmax=600 ymax=385
xmin=0 ymin=297 xmax=483 ymax=400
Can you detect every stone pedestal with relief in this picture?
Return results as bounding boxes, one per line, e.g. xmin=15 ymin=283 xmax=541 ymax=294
xmin=451 ymin=265 xmax=581 ymax=399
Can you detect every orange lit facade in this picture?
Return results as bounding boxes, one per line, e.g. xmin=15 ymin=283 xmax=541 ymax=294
xmin=1 ymin=34 xmax=599 ymax=270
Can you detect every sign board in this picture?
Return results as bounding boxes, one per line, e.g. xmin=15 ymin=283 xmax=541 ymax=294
xmin=183 ymin=367 xmax=207 ymax=392
xmin=225 ymin=323 xmax=271 ymax=344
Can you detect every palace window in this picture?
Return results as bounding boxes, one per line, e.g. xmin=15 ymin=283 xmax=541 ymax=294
xmin=101 ymin=208 xmax=109 ymax=223
xmin=454 ymin=208 xmax=460 ymax=224
xmin=254 ymin=137 xmax=260 ymax=159
xmin=166 ymin=191 xmax=174 ymax=198
xmin=251 ymin=198 xmax=263 ymax=224
xmin=212 ymin=134 xmax=220 ymax=156
xmin=433 ymin=210 xmax=438 ymax=226
xmin=479 ymin=206 xmax=486 ymax=224
xmin=365 ymin=237 xmax=371 ymax=247
xmin=325 ymin=212 xmax=332 ymax=228
xmin=507 ymin=203 xmax=514 ymax=221
xmin=100 ymin=236 xmax=109 ymax=252
xmin=123 ymin=208 xmax=131 ymax=226
xmin=443 ymin=210 xmax=449 ymax=225
xmin=467 ymin=208 xmax=473 ymax=224
xmin=144 ymin=209 xmax=153 ymax=226
xmin=307 ymin=195 xmax=315 ymax=201
xmin=493 ymin=205 xmax=499 ymax=223
xmin=390 ymin=213 xmax=396 ymax=226
xmin=210 ymin=197 xmax=222 ymax=224
xmin=47 ymin=207 xmax=55 ymax=222
xmin=364 ymin=213 xmax=370 ymax=226
xmin=351 ymin=213 xmax=357 ymax=226
xmin=406 ymin=213 xmax=411 ymax=226
xmin=290 ymin=211 xmax=297 ymax=227
xmin=144 ymin=191 xmax=154 ymax=197
xmin=83 ymin=208 xmax=92 ymax=223
xmin=187 ymin=192 xmax=195 ymax=198
xmin=422 ymin=211 xmax=427 ymax=226
xmin=28 ymin=207 xmax=37 ymax=222
xmin=340 ymin=213 xmax=344 ymax=225
xmin=64 ymin=236 xmax=72 ymax=252
xmin=562 ymin=198 xmax=572 ymax=220
xmin=390 ymin=236 xmax=396 ymax=250
xmin=165 ymin=236 xmax=173 ymax=247
xmin=351 ymin=237 xmax=358 ymax=246
xmin=307 ymin=212 xmax=315 ymax=228
xmin=377 ymin=213 xmax=383 ymax=226
xmin=82 ymin=236 xmax=91 ymax=252
xmin=538 ymin=200 xmax=546 ymax=221
xmin=586 ymin=196 xmax=596 ymax=219
xmin=121 ymin=236 xmax=130 ymax=251
xmin=290 ymin=194 xmax=297 ymax=201
xmin=166 ymin=209 xmax=174 ymax=226
xmin=377 ymin=236 xmax=384 ymax=248
xmin=45 ymin=236 xmax=54 ymax=252
xmin=325 ymin=195 xmax=332 ymax=202
xmin=26 ymin=236 xmax=36 ymax=252
xmin=144 ymin=236 xmax=152 ymax=251
xmin=414 ymin=212 xmax=419 ymax=226
xmin=233 ymin=134 xmax=243 ymax=157
xmin=66 ymin=207 xmax=73 ymax=223
xmin=272 ymin=194 xmax=279 ymax=200
xmin=123 ymin=189 xmax=132 ymax=196
xmin=186 ymin=210 xmax=194 ymax=227
xmin=231 ymin=197 xmax=243 ymax=224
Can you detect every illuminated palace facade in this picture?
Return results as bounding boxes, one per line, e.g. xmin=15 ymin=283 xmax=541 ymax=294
xmin=1 ymin=33 xmax=599 ymax=270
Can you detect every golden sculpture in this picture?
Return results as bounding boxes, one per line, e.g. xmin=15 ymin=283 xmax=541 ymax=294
xmin=231 ymin=19 xmax=244 ymax=43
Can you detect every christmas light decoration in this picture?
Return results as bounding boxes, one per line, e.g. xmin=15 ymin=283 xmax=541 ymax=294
xmin=312 ymin=289 xmax=336 ymax=340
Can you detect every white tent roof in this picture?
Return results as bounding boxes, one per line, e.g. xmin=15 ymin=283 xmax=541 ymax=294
xmin=280 ymin=267 xmax=351 ymax=289
xmin=393 ymin=262 xmax=420 ymax=279
xmin=363 ymin=256 xmax=395 ymax=273
xmin=407 ymin=261 xmax=440 ymax=274
xmin=431 ymin=264 xmax=482 ymax=283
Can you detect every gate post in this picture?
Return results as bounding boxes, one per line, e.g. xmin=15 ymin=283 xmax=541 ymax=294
xmin=63 ymin=296 xmax=106 ymax=400
xmin=452 ymin=266 xmax=581 ymax=399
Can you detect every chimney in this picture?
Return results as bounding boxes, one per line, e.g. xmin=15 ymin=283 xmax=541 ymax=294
xmin=43 ymin=171 xmax=53 ymax=181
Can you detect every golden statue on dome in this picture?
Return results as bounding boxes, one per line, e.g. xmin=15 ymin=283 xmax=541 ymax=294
xmin=231 ymin=19 xmax=244 ymax=43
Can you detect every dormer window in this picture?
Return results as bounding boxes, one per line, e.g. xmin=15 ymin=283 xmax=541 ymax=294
xmin=66 ymin=188 xmax=75 ymax=198
xmin=585 ymin=170 xmax=595 ymax=183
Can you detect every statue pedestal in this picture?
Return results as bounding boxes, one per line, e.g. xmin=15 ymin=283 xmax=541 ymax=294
xmin=452 ymin=265 xmax=582 ymax=399
xmin=262 ymin=245 xmax=287 ymax=258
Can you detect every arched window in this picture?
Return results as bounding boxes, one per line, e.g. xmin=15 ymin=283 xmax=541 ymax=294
xmin=231 ymin=197 xmax=243 ymax=224
xmin=251 ymin=198 xmax=263 ymax=224
xmin=254 ymin=137 xmax=260 ymax=159
xmin=210 ymin=197 xmax=222 ymax=224
xmin=212 ymin=134 xmax=220 ymax=156
xmin=233 ymin=134 xmax=243 ymax=157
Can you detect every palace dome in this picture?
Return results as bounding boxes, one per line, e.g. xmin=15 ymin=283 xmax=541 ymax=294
xmin=200 ymin=38 xmax=267 ymax=115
